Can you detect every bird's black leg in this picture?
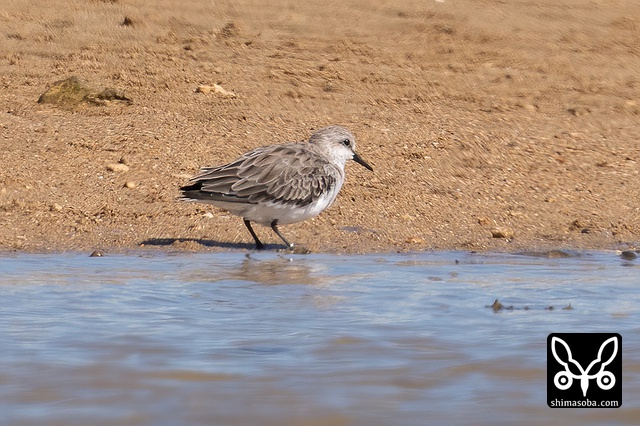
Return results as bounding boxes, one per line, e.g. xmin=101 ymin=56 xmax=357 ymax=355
xmin=244 ymin=219 xmax=264 ymax=250
xmin=270 ymin=220 xmax=293 ymax=249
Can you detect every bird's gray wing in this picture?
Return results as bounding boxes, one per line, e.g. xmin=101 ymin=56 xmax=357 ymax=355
xmin=182 ymin=144 xmax=338 ymax=207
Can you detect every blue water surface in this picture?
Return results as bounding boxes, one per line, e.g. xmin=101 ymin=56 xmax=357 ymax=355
xmin=0 ymin=251 xmax=638 ymax=425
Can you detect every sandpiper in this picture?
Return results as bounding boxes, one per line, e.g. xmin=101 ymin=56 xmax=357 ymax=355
xmin=180 ymin=125 xmax=373 ymax=249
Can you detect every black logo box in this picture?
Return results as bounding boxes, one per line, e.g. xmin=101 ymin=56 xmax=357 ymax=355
xmin=547 ymin=333 xmax=622 ymax=407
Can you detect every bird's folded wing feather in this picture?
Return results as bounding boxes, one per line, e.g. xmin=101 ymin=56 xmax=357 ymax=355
xmin=185 ymin=144 xmax=338 ymax=207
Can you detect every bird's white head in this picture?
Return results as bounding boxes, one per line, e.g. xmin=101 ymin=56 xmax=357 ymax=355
xmin=308 ymin=125 xmax=373 ymax=171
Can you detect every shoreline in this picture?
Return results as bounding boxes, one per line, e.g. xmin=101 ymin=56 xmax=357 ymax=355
xmin=0 ymin=240 xmax=637 ymax=257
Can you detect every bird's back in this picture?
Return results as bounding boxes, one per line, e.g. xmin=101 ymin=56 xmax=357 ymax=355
xmin=180 ymin=142 xmax=345 ymax=224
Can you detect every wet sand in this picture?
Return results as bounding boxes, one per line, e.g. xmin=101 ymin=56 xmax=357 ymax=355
xmin=1 ymin=0 xmax=639 ymax=253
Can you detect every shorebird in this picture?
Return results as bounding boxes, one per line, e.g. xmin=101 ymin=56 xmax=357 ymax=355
xmin=180 ymin=125 xmax=372 ymax=249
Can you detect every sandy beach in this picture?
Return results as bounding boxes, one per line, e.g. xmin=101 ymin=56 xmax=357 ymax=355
xmin=1 ymin=0 xmax=639 ymax=253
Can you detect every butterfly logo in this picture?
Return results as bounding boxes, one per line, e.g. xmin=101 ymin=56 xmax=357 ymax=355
xmin=551 ymin=335 xmax=618 ymax=397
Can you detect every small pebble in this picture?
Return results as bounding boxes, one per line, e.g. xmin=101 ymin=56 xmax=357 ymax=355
xmin=124 ymin=181 xmax=136 ymax=189
xmin=107 ymin=163 xmax=130 ymax=173
xmin=620 ymin=250 xmax=637 ymax=261
xmin=196 ymin=84 xmax=237 ymax=98
xmin=491 ymin=227 xmax=514 ymax=239
xmin=196 ymin=85 xmax=213 ymax=94
xmin=477 ymin=216 xmax=492 ymax=226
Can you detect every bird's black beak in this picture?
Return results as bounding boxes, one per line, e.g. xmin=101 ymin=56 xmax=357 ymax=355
xmin=353 ymin=152 xmax=373 ymax=171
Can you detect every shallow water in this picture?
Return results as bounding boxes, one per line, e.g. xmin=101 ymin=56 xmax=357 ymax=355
xmin=0 ymin=251 xmax=638 ymax=425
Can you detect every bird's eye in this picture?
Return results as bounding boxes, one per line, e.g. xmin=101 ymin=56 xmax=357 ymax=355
xmin=342 ymin=139 xmax=351 ymax=147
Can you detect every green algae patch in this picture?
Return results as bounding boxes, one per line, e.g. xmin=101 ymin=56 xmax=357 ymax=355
xmin=38 ymin=76 xmax=131 ymax=108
